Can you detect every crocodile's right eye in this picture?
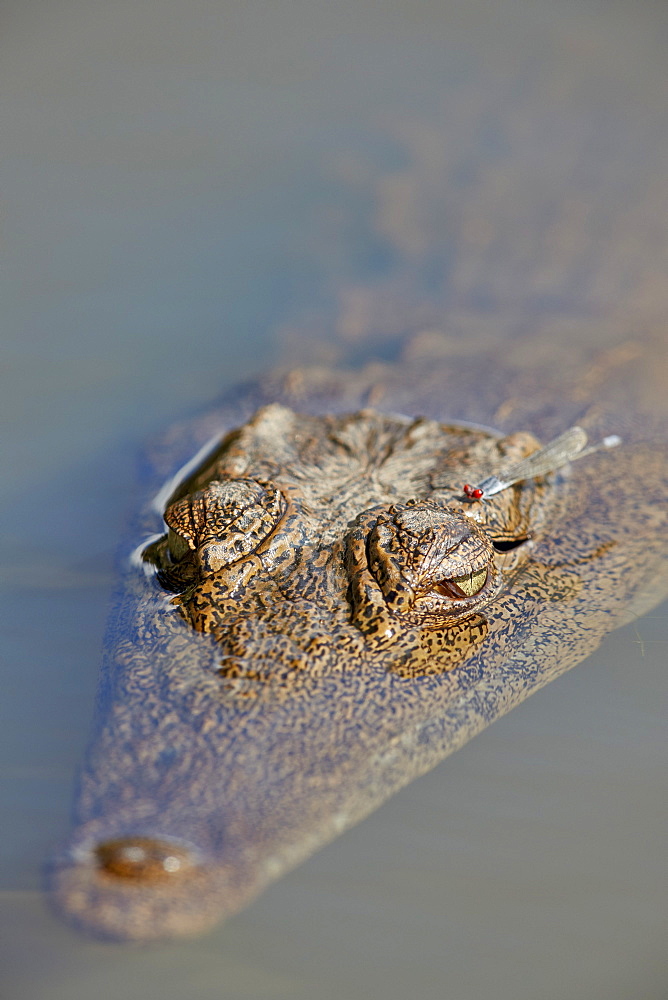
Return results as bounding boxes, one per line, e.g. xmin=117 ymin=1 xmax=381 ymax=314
xmin=164 ymin=479 xmax=287 ymax=574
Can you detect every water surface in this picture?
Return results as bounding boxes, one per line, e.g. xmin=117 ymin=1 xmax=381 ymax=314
xmin=2 ymin=0 xmax=668 ymax=997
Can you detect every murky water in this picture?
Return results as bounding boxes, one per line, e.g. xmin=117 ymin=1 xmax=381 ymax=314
xmin=2 ymin=0 xmax=668 ymax=997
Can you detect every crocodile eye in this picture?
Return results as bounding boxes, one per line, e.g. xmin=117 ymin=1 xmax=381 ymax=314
xmin=164 ymin=479 xmax=287 ymax=573
xmin=434 ymin=566 xmax=488 ymax=599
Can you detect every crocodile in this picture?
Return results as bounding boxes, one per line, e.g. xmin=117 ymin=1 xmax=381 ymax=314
xmin=46 ymin=12 xmax=668 ymax=938
xmin=49 ymin=329 xmax=668 ymax=941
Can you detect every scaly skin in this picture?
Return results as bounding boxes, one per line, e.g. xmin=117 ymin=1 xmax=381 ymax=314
xmin=48 ymin=334 xmax=668 ymax=940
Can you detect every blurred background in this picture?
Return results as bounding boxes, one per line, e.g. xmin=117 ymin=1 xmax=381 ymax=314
xmin=2 ymin=1 xmax=668 ymax=997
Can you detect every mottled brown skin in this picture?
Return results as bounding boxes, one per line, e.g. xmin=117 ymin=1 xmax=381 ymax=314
xmin=48 ymin=335 xmax=668 ymax=941
xmin=149 ymin=408 xmax=547 ymax=675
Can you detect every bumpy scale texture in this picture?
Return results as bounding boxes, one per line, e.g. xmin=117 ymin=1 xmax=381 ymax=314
xmin=49 ymin=342 xmax=668 ymax=941
xmin=149 ymin=407 xmax=548 ymax=685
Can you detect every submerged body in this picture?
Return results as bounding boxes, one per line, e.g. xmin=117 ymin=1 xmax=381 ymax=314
xmin=50 ymin=335 xmax=668 ymax=940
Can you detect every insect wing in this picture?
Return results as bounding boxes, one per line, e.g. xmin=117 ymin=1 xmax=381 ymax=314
xmin=476 ymin=427 xmax=589 ymax=496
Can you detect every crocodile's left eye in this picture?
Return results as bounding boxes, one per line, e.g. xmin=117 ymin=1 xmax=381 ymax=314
xmin=433 ymin=566 xmax=488 ymax=599
xmin=347 ymin=501 xmax=504 ymax=642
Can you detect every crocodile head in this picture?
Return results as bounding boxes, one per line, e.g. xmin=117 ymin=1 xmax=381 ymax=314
xmin=148 ymin=404 xmax=553 ymax=683
xmin=49 ymin=403 xmax=633 ymax=940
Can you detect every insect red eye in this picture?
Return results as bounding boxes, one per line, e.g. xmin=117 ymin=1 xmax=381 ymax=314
xmin=462 ymin=484 xmax=484 ymax=500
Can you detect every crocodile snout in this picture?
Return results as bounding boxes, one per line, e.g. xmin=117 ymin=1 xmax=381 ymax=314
xmin=49 ymin=830 xmax=242 ymax=941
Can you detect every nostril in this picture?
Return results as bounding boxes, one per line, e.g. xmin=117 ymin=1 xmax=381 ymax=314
xmin=50 ymin=832 xmax=233 ymax=939
xmin=95 ymin=838 xmax=197 ymax=882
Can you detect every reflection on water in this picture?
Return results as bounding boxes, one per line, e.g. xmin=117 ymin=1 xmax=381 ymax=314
xmin=2 ymin=0 xmax=668 ymax=996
